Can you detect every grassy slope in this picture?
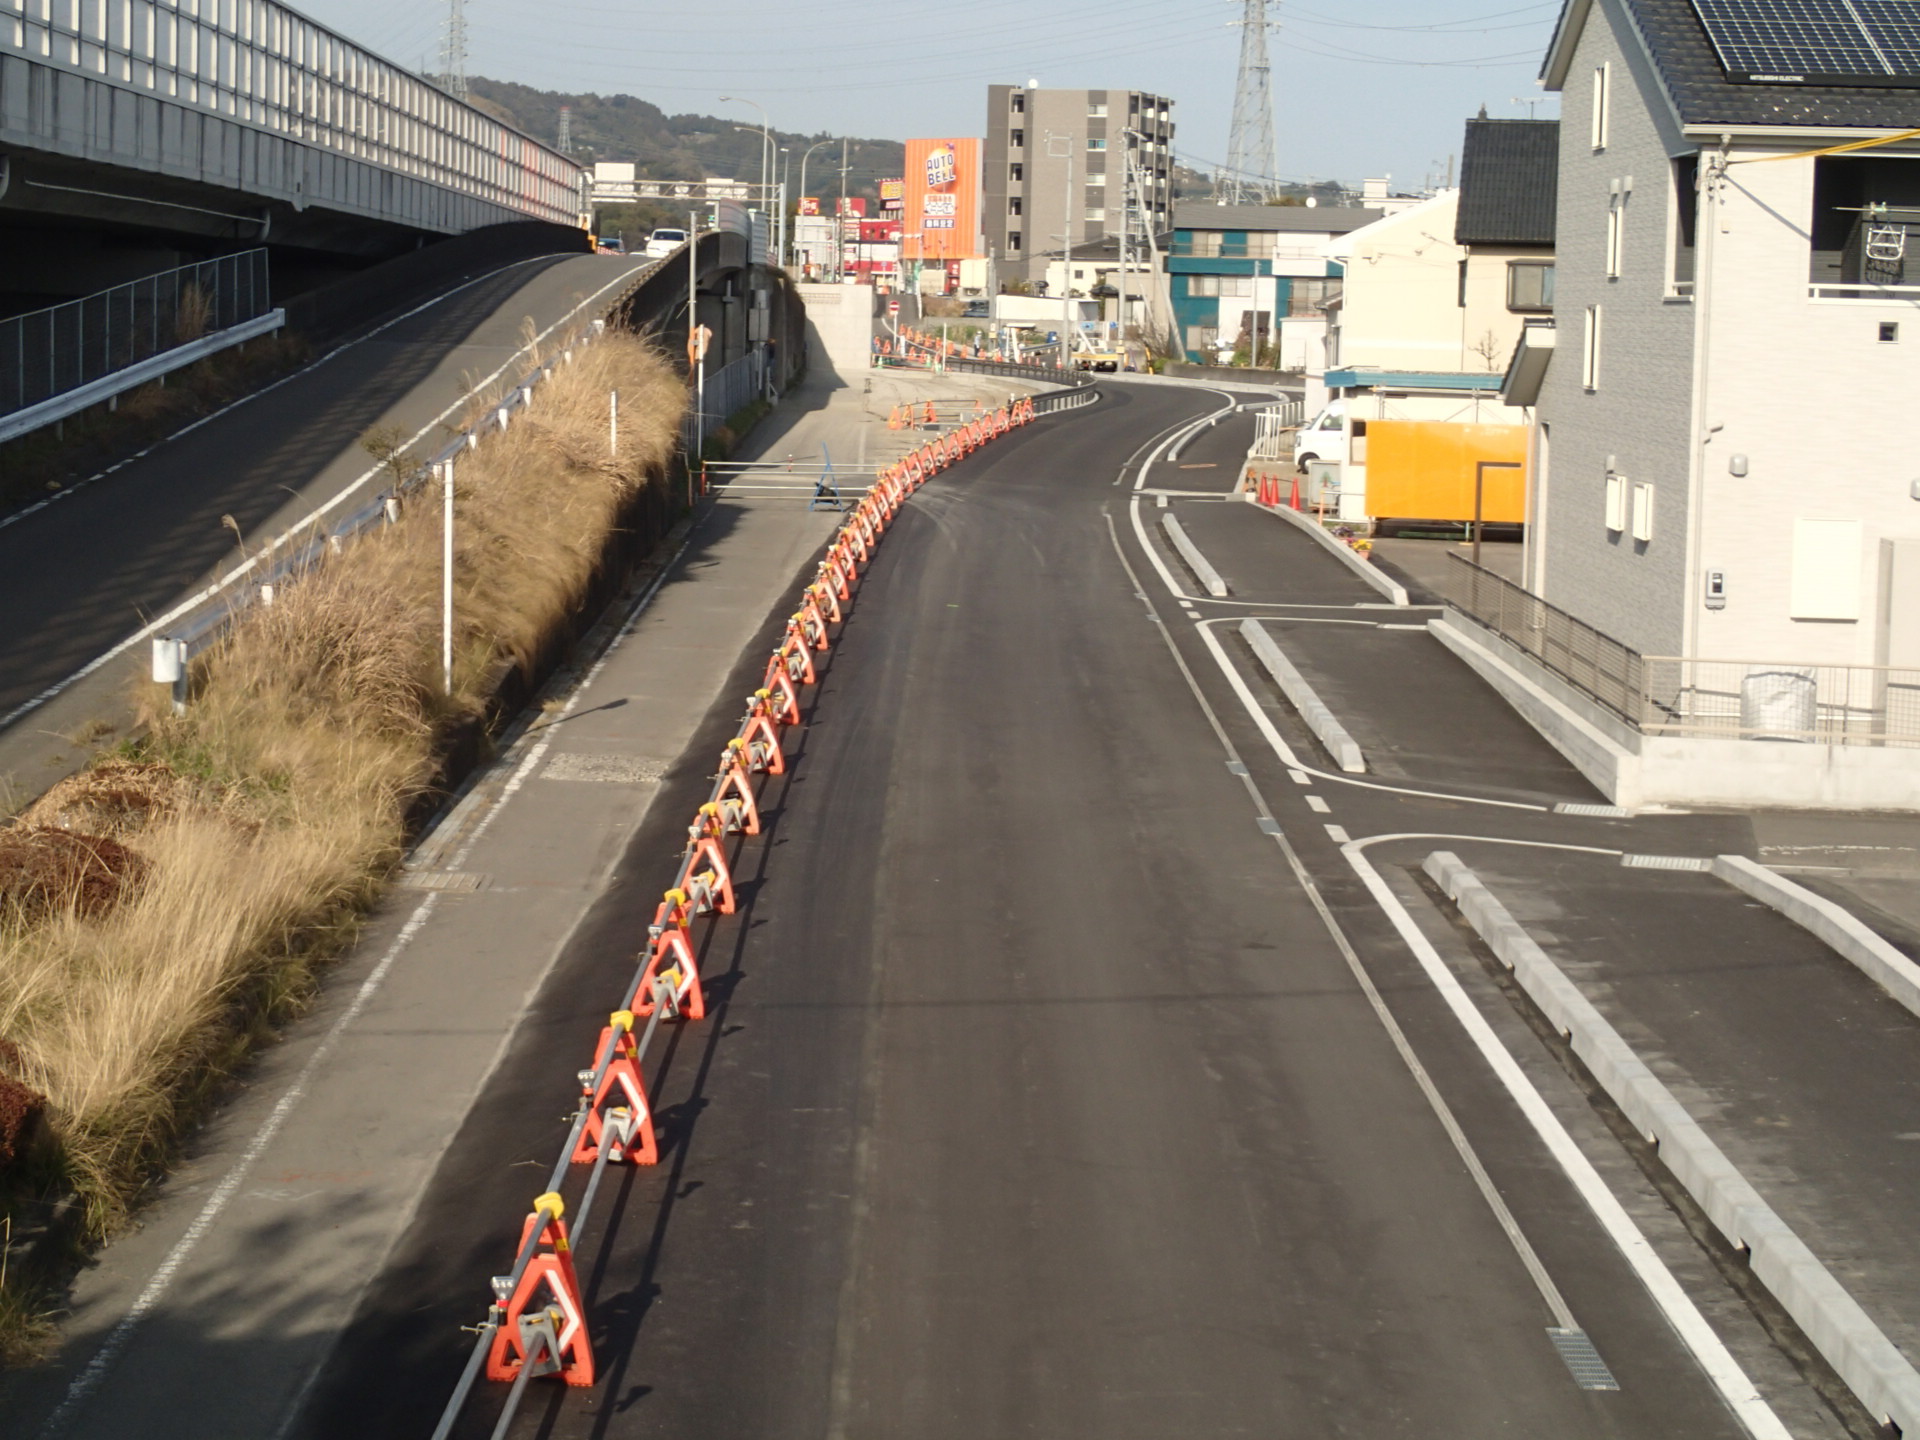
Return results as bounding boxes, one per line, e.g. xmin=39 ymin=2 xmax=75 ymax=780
xmin=0 ymin=330 xmax=686 ymax=1360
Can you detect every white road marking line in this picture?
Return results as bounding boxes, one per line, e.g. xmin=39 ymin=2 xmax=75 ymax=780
xmin=1305 ymin=794 xmax=1331 ymax=813
xmin=38 ymin=893 xmax=441 ymax=1438
xmin=1324 ymin=823 xmax=1350 ymax=843
xmin=1344 ymin=836 xmax=1792 ymax=1440
xmin=1288 ymin=769 xmax=1309 ymax=784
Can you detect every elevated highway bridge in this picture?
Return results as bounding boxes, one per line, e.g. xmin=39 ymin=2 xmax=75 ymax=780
xmin=0 ymin=0 xmax=584 ymax=305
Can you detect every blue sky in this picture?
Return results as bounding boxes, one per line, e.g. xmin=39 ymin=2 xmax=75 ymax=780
xmin=296 ymin=0 xmax=1567 ymax=188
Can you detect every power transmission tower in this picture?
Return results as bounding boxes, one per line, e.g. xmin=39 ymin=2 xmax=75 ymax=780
xmin=1225 ymin=0 xmax=1279 ymax=204
xmin=557 ymin=105 xmax=573 ymax=154
xmin=440 ymin=0 xmax=468 ymax=98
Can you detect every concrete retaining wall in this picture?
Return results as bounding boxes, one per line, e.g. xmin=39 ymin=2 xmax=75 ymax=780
xmin=1425 ymin=851 xmax=1920 ymax=1435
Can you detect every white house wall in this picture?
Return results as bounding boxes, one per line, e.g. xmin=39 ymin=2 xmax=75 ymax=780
xmin=1693 ymin=146 xmax=1920 ymax=668
xmin=1325 ymin=192 xmax=1470 ymax=372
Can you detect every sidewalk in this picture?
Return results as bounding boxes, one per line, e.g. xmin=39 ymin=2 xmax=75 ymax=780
xmin=0 ymin=354 xmax=1037 ymax=1440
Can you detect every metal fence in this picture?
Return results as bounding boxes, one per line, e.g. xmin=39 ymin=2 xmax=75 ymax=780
xmin=944 ymin=356 xmax=1096 ymax=386
xmin=2 ymin=251 xmax=273 ymax=420
xmin=683 ymin=349 xmax=771 ymax=453
xmin=1444 ymin=553 xmax=1920 ymax=748
xmin=1444 ymin=552 xmax=1646 ymax=726
xmin=1639 ymin=656 xmax=1920 ymax=747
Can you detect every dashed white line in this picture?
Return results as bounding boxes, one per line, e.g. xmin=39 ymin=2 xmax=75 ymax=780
xmin=1305 ymin=794 xmax=1331 ymax=813
xmin=1324 ymin=823 xmax=1350 ymax=843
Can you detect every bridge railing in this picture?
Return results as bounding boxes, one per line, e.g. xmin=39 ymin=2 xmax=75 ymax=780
xmin=1 ymin=251 xmax=274 ymax=422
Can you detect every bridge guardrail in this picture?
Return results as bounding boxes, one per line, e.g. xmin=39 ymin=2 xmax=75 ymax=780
xmin=1 ymin=250 xmax=273 ymax=422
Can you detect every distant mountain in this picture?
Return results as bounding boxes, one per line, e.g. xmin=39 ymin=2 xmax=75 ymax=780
xmin=466 ymin=77 xmax=905 ymax=205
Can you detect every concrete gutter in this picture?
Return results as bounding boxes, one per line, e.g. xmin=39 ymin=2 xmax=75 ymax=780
xmin=1239 ymin=619 xmax=1366 ymax=773
xmin=0 ymin=309 xmax=287 ymax=445
xmin=1160 ymin=512 xmax=1229 ymax=597
xmin=1425 ymin=850 xmax=1920 ymax=1437
xmin=1244 ymin=493 xmax=1408 ymax=607
xmin=1712 ymin=855 xmax=1920 ymax=1023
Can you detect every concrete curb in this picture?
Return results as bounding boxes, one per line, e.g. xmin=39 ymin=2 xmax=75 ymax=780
xmin=1424 ymin=850 xmax=1920 ymax=1436
xmin=1160 ymin=512 xmax=1229 ymax=597
xmin=1712 ymin=855 xmax=1920 ymax=1023
xmin=1243 ymin=493 xmax=1408 ymax=606
xmin=1239 ymin=619 xmax=1366 ymax=773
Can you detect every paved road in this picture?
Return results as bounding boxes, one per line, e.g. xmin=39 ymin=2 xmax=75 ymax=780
xmin=0 ymin=252 xmax=655 ymax=804
xmin=291 ymin=380 xmax=1823 ymax=1438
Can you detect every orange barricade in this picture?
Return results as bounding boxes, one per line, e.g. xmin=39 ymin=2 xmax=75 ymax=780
xmin=570 ymin=1019 xmax=658 ymax=1166
xmin=713 ymin=742 xmax=761 ymax=835
xmin=740 ymin=699 xmax=786 ymax=774
xmin=635 ymin=891 xmax=706 ymax=1021
xmin=487 ymin=1198 xmax=594 ymax=1387
xmin=684 ymin=805 xmax=736 ymax=914
xmin=763 ymin=659 xmax=802 ymax=724
xmin=780 ymin=617 xmax=819 ymax=685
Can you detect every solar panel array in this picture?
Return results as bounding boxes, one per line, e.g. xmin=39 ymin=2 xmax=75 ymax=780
xmin=1687 ymin=0 xmax=1920 ymax=85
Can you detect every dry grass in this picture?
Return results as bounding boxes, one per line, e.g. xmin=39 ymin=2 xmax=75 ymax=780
xmin=0 ymin=329 xmax=685 ymax=1349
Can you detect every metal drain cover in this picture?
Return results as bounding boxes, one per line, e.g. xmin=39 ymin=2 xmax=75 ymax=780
xmin=1621 ymin=854 xmax=1714 ymax=872
xmin=399 ymin=871 xmax=489 ymax=893
xmin=1547 ymin=1327 xmax=1620 ymax=1390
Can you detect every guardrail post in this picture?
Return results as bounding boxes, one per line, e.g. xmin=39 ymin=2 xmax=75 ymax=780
xmin=151 ymin=637 xmax=188 ymax=714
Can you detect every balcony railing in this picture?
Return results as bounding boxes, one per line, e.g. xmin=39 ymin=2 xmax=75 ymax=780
xmin=1444 ymin=554 xmax=1920 ymax=747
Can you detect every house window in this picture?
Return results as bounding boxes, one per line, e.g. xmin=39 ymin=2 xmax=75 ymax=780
xmin=1631 ymin=481 xmax=1654 ymax=542
xmin=1187 ymin=230 xmax=1224 ymax=258
xmin=1087 ymin=137 xmax=1106 ymax=150
xmin=1083 ymin=207 xmax=1105 ymax=222
xmin=1671 ymin=154 xmax=1699 ymax=291
xmin=1011 ymin=93 xmax=1025 ymax=113
xmin=1809 ymin=154 xmax=1920 ymax=289
xmin=1582 ymin=304 xmax=1602 ymax=390
xmin=1606 ymin=193 xmax=1624 ymax=279
xmin=1009 ymin=163 xmax=1023 ymax=182
xmin=1508 ymin=261 xmax=1554 ymax=312
xmin=1188 ymin=275 xmax=1253 ymax=298
xmin=1008 ymin=197 xmax=1022 ymax=216
xmin=1008 ymin=231 xmax=1022 ymax=251
xmin=1010 ymin=129 xmax=1024 ymax=148
xmin=1591 ymin=62 xmax=1610 ymax=150
xmin=1088 ymin=102 xmax=1107 ymax=118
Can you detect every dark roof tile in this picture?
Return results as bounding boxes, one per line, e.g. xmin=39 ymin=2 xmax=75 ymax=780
xmin=1455 ymin=119 xmax=1560 ymax=245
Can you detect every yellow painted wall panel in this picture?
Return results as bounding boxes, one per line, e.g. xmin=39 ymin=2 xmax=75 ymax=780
xmin=1365 ymin=420 xmax=1530 ymax=523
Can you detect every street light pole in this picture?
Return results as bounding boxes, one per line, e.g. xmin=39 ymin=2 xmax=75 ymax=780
xmin=720 ymin=95 xmax=773 ymax=260
xmin=1047 ymin=132 xmax=1075 ymax=370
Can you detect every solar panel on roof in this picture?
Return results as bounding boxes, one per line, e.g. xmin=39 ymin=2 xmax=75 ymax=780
xmin=1687 ymin=0 xmax=1920 ymax=86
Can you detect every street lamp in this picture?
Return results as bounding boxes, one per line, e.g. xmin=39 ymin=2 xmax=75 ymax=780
xmin=719 ymin=94 xmax=772 ymax=200
xmin=797 ymin=138 xmax=836 ymax=276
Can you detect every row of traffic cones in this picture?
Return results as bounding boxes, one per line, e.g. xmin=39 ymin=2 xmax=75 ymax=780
xmin=1250 ymin=470 xmax=1301 ymax=510
xmin=460 ymin=385 xmax=1045 ymax=1406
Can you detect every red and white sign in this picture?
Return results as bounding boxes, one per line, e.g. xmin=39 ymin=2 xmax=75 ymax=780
xmin=887 ymin=299 xmax=900 ymax=316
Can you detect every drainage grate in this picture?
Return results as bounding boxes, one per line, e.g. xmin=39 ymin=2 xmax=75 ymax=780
xmin=1621 ymin=854 xmax=1713 ymax=872
xmin=543 ymin=753 xmax=666 ymax=784
xmin=1547 ymin=1328 xmax=1620 ymax=1391
xmin=1555 ymin=802 xmax=1629 ymax=817
xmin=399 ymin=871 xmax=489 ymax=893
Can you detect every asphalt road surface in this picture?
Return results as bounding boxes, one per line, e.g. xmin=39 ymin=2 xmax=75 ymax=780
xmin=295 ymin=381 xmax=1801 ymax=1439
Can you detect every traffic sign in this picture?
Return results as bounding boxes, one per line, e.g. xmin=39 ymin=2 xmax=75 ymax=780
xmin=887 ymin=300 xmax=900 ymax=316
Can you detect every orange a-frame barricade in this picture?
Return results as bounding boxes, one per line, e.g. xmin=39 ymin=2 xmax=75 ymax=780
xmin=487 ymin=1198 xmax=595 ymax=1386
xmin=570 ymin=1018 xmax=659 ymax=1166
xmin=634 ymin=892 xmax=706 ymax=1021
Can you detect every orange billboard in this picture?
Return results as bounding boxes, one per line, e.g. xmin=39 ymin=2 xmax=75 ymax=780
xmin=902 ymin=138 xmax=981 ymax=262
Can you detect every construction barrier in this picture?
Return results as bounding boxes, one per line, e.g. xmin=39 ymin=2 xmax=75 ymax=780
xmin=429 ymin=379 xmax=1056 ymax=1438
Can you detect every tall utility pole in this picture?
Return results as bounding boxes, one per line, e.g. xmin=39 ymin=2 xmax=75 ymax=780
xmin=1225 ymin=0 xmax=1279 ymax=204
xmin=557 ymin=105 xmax=572 ymax=155
xmin=440 ymin=0 xmax=468 ymax=98
xmin=1046 ymin=132 xmax=1074 ymax=368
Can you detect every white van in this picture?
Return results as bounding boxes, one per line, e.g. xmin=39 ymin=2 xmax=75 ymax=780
xmin=1293 ymin=399 xmax=1346 ymax=468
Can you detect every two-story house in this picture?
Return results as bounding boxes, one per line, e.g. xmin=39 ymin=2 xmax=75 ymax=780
xmin=1463 ymin=0 xmax=1920 ymax=809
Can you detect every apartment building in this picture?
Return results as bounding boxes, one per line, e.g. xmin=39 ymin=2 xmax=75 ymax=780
xmin=984 ymin=85 xmax=1174 ymax=284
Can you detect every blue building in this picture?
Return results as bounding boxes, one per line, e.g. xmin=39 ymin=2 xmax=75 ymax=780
xmin=1167 ymin=202 xmax=1374 ymax=364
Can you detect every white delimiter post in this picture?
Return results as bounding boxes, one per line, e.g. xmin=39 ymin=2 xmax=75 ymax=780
xmin=610 ymin=389 xmax=619 ymax=457
xmin=441 ymin=456 xmax=455 ymax=695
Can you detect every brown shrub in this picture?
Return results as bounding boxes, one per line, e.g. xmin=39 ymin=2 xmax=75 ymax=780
xmin=0 ymin=830 xmax=146 ymax=924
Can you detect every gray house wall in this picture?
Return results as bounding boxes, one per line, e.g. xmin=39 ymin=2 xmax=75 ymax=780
xmin=1536 ymin=0 xmax=1696 ymax=657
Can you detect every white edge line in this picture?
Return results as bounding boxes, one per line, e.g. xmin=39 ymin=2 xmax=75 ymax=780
xmin=1343 ymin=836 xmax=1793 ymax=1440
xmin=0 ymin=254 xmax=658 ymax=731
xmin=38 ymin=892 xmax=442 ymax=1439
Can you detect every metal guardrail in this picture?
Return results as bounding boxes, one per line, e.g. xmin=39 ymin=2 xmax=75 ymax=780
xmin=1443 ymin=552 xmax=1645 ymax=727
xmin=1 ymin=251 xmax=272 ymax=420
xmin=1445 ymin=553 xmax=1920 ymax=748
xmin=1639 ymin=656 xmax=1920 ymax=748
xmin=943 ymin=356 xmax=1097 ymax=386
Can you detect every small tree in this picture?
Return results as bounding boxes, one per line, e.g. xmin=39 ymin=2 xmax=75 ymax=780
xmin=1469 ymin=328 xmax=1506 ymax=373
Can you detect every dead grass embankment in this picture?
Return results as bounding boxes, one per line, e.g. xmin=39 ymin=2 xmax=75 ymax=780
xmin=0 ymin=328 xmax=685 ymax=1362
